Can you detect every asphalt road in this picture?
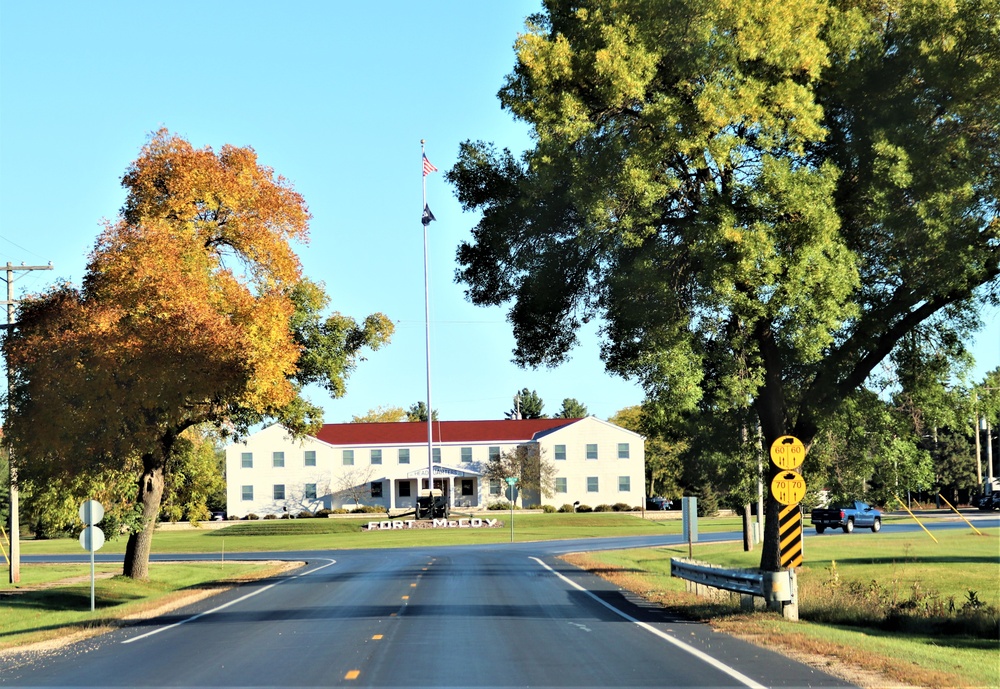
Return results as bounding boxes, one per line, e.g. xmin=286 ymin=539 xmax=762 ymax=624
xmin=4 ymin=517 xmax=996 ymax=688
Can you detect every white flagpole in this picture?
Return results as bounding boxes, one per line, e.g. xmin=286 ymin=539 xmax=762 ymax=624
xmin=421 ymin=140 xmax=434 ymax=500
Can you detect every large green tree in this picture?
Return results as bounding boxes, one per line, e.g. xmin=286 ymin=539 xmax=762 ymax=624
xmin=448 ymin=0 xmax=999 ymax=570
xmin=406 ymin=401 xmax=439 ymax=422
xmin=4 ymin=130 xmax=393 ymax=578
xmin=555 ymin=397 xmax=588 ymax=418
xmin=507 ymin=388 xmax=546 ymax=419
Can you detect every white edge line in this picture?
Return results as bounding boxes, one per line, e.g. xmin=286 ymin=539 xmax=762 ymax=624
xmin=121 ymin=559 xmax=337 ymax=644
xmin=530 ymin=556 xmax=768 ymax=689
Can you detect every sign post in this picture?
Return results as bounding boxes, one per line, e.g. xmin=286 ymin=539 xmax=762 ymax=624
xmin=79 ymin=500 xmax=105 ymax=612
xmin=505 ymin=477 xmax=518 ymax=542
xmin=681 ymin=497 xmax=698 ymax=558
xmin=768 ymin=436 xmax=807 ymax=621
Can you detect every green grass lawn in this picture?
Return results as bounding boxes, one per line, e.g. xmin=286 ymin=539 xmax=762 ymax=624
xmin=16 ymin=512 xmax=746 ymax=554
xmin=0 ymin=561 xmax=293 ymax=650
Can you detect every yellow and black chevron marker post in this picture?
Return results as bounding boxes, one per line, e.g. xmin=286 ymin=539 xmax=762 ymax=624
xmin=778 ymin=503 xmax=803 ymax=569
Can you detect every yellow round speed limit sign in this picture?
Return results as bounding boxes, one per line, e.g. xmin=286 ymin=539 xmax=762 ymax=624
xmin=770 ymin=470 xmax=807 ymax=506
xmin=769 ymin=436 xmax=805 ymax=470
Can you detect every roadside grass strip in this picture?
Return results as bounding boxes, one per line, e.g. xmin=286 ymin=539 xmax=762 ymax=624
xmin=562 ymin=528 xmax=1000 ymax=689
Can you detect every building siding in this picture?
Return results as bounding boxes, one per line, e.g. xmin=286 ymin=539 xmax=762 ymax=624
xmin=225 ymin=418 xmax=644 ymax=517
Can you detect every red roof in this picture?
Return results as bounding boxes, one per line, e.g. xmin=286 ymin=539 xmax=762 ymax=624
xmin=314 ymin=419 xmax=581 ymax=446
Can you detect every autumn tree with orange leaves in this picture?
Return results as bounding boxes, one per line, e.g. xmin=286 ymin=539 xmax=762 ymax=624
xmin=4 ymin=130 xmax=393 ymax=578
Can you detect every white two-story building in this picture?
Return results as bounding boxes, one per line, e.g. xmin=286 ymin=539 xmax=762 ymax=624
xmin=225 ymin=417 xmax=645 ymax=517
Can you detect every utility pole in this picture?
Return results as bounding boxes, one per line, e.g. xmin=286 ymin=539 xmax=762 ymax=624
xmin=2 ymin=261 xmax=53 ymax=583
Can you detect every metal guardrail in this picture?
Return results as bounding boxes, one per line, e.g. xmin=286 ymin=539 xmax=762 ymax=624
xmin=670 ymin=558 xmax=764 ymax=596
xmin=670 ymin=558 xmax=792 ymax=603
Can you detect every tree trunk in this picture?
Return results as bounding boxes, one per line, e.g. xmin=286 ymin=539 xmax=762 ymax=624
xmin=123 ymin=454 xmax=165 ymax=579
xmin=754 ymin=322 xmax=788 ymax=572
xmin=742 ymin=504 xmax=753 ymax=552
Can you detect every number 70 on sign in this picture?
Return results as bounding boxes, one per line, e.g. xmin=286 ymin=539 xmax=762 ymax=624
xmin=771 ymin=471 xmax=807 ymax=506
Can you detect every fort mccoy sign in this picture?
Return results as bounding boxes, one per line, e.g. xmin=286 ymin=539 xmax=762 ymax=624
xmin=367 ymin=518 xmax=503 ymax=531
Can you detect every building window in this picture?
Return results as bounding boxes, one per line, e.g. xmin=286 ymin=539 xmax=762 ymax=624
xmin=555 ymin=477 xmax=567 ymax=494
xmin=461 ymin=447 xmax=473 ymax=463
xmin=241 ymin=485 xmax=253 ymax=501
xmin=618 ymin=476 xmax=631 ymax=492
xmin=433 ymin=448 xmax=441 ymax=464
xmin=241 ymin=452 xmax=253 ymax=468
xmin=554 ymin=444 xmax=566 ymax=461
xmin=587 ymin=477 xmax=599 ymax=493
xmin=398 ymin=448 xmax=410 ymax=464
xmin=371 ymin=482 xmax=383 ymax=499
xmin=304 ymin=450 xmax=316 ymax=467
xmin=617 ymin=443 xmax=630 ymax=459
xmin=304 ymin=483 xmax=317 ymax=500
xmin=488 ymin=446 xmax=501 ymax=462
xmin=273 ymin=484 xmax=285 ymax=500
xmin=272 ymin=452 xmax=285 ymax=468
xmin=461 ymin=479 xmax=474 ymax=496
xmin=343 ymin=449 xmax=354 ymax=466
xmin=399 ymin=482 xmax=411 ymax=497
xmin=371 ymin=449 xmax=382 ymax=465
xmin=586 ymin=444 xmax=598 ymax=460
xmin=489 ymin=479 xmax=501 ymax=496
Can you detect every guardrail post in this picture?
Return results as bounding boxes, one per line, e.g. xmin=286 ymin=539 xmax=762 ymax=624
xmin=763 ymin=569 xmax=798 ymax=620
xmin=787 ymin=569 xmax=799 ymax=621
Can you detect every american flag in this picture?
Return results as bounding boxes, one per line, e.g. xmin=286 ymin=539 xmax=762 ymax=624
xmin=422 ymin=153 xmax=438 ymax=176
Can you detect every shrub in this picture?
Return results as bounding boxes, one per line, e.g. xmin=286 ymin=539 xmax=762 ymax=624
xmin=576 ymin=504 xmax=593 ymax=513
xmin=297 ymin=510 xmax=314 ymax=519
xmin=245 ymin=513 xmax=258 ymax=521
xmin=487 ymin=501 xmax=519 ymax=510
xmin=526 ymin=504 xmax=541 ymax=510
xmin=262 ymin=513 xmax=278 ymax=520
xmin=331 ymin=508 xmax=349 ymax=515
xmin=541 ymin=504 xmax=557 ymax=513
xmin=280 ymin=513 xmax=292 ymax=519
xmin=558 ymin=503 xmax=576 ymax=513
xmin=314 ymin=509 xmax=333 ymax=518
xmin=351 ymin=505 xmax=385 ymax=514
xmin=690 ymin=485 xmax=719 ymax=517
xmin=593 ymin=504 xmax=612 ymax=512
xmin=611 ymin=502 xmax=632 ymax=512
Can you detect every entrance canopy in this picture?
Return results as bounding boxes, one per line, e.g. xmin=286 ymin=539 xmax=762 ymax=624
xmin=406 ymin=465 xmax=481 ymax=478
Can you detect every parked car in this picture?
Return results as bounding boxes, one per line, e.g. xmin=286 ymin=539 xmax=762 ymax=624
xmin=810 ymin=500 xmax=881 ymax=534
xmin=977 ymin=492 xmax=1000 ymax=511
xmin=976 ymin=479 xmax=1000 ymax=511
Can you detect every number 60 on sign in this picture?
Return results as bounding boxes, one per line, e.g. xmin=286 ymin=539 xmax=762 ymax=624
xmin=769 ymin=435 xmax=805 ymax=470
xmin=770 ymin=471 xmax=806 ymax=506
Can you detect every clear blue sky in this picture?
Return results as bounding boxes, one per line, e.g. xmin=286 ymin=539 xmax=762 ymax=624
xmin=1 ymin=1 xmax=996 ymax=424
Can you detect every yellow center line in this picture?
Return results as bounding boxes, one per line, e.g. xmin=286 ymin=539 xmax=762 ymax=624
xmin=345 ymin=670 xmax=360 ymax=680
xmin=410 ymin=583 xmax=417 ymax=587
xmin=401 ymin=595 xmax=409 ymax=600
xmin=390 ymin=612 xmax=397 ymax=617
xmin=372 ymin=634 xmax=383 ymax=640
